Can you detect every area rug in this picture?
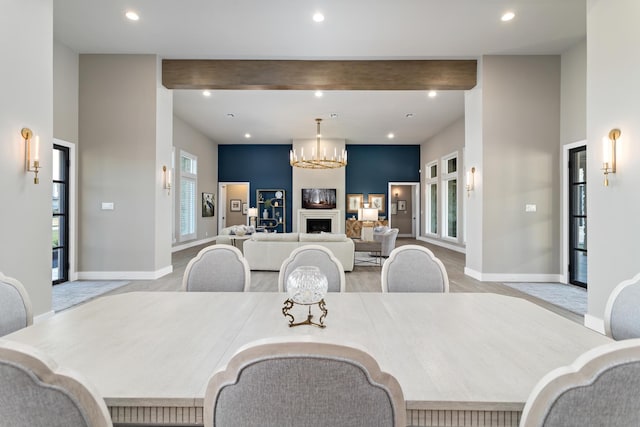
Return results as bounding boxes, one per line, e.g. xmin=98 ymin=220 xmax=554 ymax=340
xmin=354 ymin=251 xmax=386 ymax=267
xmin=504 ymin=282 xmax=587 ymax=315
xmin=52 ymin=280 xmax=130 ymax=312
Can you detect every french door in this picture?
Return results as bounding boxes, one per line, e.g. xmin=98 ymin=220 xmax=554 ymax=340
xmin=568 ymin=146 xmax=587 ymax=288
xmin=52 ymin=144 xmax=70 ymax=284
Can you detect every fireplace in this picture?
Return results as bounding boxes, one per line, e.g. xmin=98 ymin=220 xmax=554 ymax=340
xmin=298 ymin=209 xmax=341 ymax=233
xmin=307 ymin=218 xmax=332 ymax=233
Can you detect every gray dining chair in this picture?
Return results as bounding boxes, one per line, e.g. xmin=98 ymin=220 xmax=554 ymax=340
xmin=0 ymin=272 xmax=33 ymax=337
xmin=182 ymin=245 xmax=250 ymax=292
xmin=381 ymin=245 xmax=449 ymax=292
xmin=604 ymin=272 xmax=640 ymax=340
xmin=204 ymin=339 xmax=406 ymax=427
xmin=0 ymin=339 xmax=113 ymax=427
xmin=519 ymin=338 xmax=640 ymax=427
xmin=278 ymin=245 xmax=345 ymax=293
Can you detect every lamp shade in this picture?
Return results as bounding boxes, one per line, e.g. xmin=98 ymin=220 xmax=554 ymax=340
xmin=247 ymin=208 xmax=258 ymax=217
xmin=362 ymin=208 xmax=379 ymax=221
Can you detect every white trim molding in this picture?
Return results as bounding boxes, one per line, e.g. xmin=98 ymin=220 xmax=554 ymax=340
xmin=77 ymin=265 xmax=173 ymax=281
xmin=417 ymin=236 xmax=465 ymax=253
xmin=584 ymin=314 xmax=605 ymax=335
xmin=463 ymin=268 xmax=563 ymax=283
xmin=172 ymin=236 xmax=217 ymax=253
xmin=34 ymin=310 xmax=55 ymax=322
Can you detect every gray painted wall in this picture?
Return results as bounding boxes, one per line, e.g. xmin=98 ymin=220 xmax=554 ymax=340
xmin=586 ymin=0 xmax=640 ymax=322
xmin=0 ymin=0 xmax=53 ymax=315
xmin=53 ymin=41 xmax=79 ymax=144
xmin=78 ymin=54 xmax=171 ymax=277
xmin=420 ymin=117 xmax=465 ymax=247
xmin=561 ymin=39 xmax=587 ymax=145
xmin=474 ymin=56 xmax=561 ymax=277
xmin=172 ymin=114 xmax=218 ymax=243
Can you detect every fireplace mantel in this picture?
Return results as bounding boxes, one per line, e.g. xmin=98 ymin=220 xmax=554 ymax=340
xmin=298 ymin=209 xmax=341 ymax=233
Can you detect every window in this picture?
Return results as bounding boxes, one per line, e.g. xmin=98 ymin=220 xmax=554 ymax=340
xmin=442 ymin=152 xmax=458 ymax=240
xmin=180 ymin=150 xmax=197 ymax=241
xmin=425 ymin=161 xmax=438 ymax=236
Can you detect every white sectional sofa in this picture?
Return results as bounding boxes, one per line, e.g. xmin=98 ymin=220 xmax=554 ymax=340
xmin=243 ymin=232 xmax=354 ymax=271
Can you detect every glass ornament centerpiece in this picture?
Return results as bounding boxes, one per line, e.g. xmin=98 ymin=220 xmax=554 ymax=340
xmin=282 ymin=266 xmax=329 ymax=328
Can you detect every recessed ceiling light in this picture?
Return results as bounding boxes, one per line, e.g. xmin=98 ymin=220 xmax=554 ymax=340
xmin=244 ymin=133 xmax=251 ymax=139
xmin=314 ymin=90 xmax=323 ymax=98
xmin=313 ymin=12 xmax=325 ymax=23
xmin=387 ymin=133 xmax=395 ymax=139
xmin=501 ymin=11 xmax=515 ymax=22
xmin=330 ymin=113 xmax=338 ymax=119
xmin=202 ymin=90 xmax=211 ymax=97
xmin=226 ymin=113 xmax=235 ymax=118
xmin=125 ymin=11 xmax=139 ymax=21
xmin=405 ymin=113 xmax=414 ymax=119
xmin=428 ymin=90 xmax=437 ymax=98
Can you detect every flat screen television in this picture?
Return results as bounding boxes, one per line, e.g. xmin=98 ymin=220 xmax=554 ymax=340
xmin=302 ymin=188 xmax=337 ymax=209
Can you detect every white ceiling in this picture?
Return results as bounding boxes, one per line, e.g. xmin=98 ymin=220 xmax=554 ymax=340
xmin=53 ymin=0 xmax=586 ymax=145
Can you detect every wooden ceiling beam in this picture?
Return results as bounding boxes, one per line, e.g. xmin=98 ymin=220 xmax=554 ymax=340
xmin=162 ymin=59 xmax=477 ymax=90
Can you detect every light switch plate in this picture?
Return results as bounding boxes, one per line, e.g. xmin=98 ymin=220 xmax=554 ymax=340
xmin=525 ymin=204 xmax=537 ymax=212
xmin=101 ymin=202 xmax=114 ymax=210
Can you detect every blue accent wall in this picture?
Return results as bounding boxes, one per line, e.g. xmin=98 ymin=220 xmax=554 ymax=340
xmin=218 ymin=145 xmax=293 ymax=232
xmin=217 ymin=144 xmax=420 ymax=229
xmin=346 ymin=145 xmax=420 ymax=217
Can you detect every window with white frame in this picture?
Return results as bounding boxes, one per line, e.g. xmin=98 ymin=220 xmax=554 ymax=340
xmin=442 ymin=152 xmax=458 ymax=240
xmin=179 ymin=150 xmax=197 ymax=241
xmin=425 ymin=161 xmax=438 ymax=236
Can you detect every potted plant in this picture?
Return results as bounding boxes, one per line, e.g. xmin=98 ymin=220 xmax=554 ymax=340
xmin=263 ymin=198 xmax=272 ymax=219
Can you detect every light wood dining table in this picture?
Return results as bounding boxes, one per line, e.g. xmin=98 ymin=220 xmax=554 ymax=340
xmin=5 ymin=292 xmax=611 ymax=427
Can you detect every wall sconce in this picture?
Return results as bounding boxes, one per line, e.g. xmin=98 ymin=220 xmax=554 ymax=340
xmin=21 ymin=128 xmax=40 ymax=184
xmin=466 ymin=167 xmax=476 ymax=196
xmin=162 ymin=165 xmax=171 ymax=194
xmin=602 ymin=129 xmax=620 ymax=186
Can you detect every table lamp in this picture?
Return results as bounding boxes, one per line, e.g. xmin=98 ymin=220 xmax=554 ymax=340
xmin=360 ymin=208 xmax=378 ymax=241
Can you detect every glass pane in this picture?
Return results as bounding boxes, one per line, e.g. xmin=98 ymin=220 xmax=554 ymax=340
xmin=571 ymin=150 xmax=587 ymax=183
xmin=180 ymin=178 xmax=196 ymax=235
xmin=181 ymin=155 xmax=197 ymax=174
xmin=52 ymin=248 xmax=64 ymax=281
xmin=53 ymin=182 xmax=65 ymax=214
xmin=52 ymin=148 xmax=66 ymax=181
xmin=572 ymin=250 xmax=587 ymax=284
xmin=572 ymin=217 xmax=587 ymax=250
xmin=52 ymin=216 xmax=60 ymax=248
xmin=430 ymin=183 xmax=437 ymax=234
xmin=430 ymin=164 xmax=437 ymax=179
xmin=447 ymin=157 xmax=457 ymax=174
xmin=447 ymin=179 xmax=457 ymax=238
xmin=571 ymin=183 xmax=586 ymax=216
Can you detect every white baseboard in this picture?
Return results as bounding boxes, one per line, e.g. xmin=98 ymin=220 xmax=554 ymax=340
xmin=416 ymin=236 xmax=466 ymax=253
xmin=34 ymin=310 xmax=55 ymax=322
xmin=172 ymin=236 xmax=217 ymax=253
xmin=463 ymin=268 xmax=563 ymax=283
xmin=584 ymin=314 xmax=606 ymax=335
xmin=77 ymin=265 xmax=173 ymax=281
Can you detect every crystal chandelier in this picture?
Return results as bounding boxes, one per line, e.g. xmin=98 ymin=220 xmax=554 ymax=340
xmin=290 ymin=118 xmax=347 ymax=169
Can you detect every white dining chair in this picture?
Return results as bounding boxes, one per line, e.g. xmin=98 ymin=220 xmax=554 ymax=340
xmin=381 ymin=245 xmax=449 ymax=293
xmin=604 ymin=272 xmax=640 ymax=340
xmin=0 ymin=272 xmax=33 ymax=337
xmin=278 ymin=245 xmax=345 ymax=293
xmin=182 ymin=245 xmax=251 ymax=292
xmin=204 ymin=339 xmax=406 ymax=427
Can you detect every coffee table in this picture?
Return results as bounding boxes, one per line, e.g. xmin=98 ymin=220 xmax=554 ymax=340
xmin=353 ymin=239 xmax=382 ymax=266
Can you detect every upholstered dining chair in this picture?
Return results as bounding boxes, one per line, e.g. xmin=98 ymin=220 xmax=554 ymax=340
xmin=0 ymin=339 xmax=113 ymax=427
xmin=604 ymin=272 xmax=640 ymax=340
xmin=0 ymin=272 xmax=33 ymax=337
xmin=182 ymin=245 xmax=251 ymax=292
xmin=519 ymin=338 xmax=640 ymax=427
xmin=278 ymin=245 xmax=345 ymax=293
xmin=203 ymin=339 xmax=406 ymax=427
xmin=381 ymin=245 xmax=449 ymax=293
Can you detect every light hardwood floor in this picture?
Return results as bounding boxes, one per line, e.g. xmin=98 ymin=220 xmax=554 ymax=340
xmin=103 ymin=238 xmax=583 ymax=324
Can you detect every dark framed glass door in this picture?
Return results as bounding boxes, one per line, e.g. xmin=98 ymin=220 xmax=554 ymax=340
xmin=52 ymin=144 xmax=70 ymax=284
xmin=569 ymin=146 xmax=587 ymax=288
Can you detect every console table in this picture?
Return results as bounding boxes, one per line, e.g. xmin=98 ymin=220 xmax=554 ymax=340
xmin=5 ymin=292 xmax=611 ymax=427
xmin=346 ymin=219 xmax=388 ymax=238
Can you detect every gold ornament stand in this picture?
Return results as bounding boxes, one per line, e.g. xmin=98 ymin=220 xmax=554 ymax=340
xmin=282 ymin=299 xmax=327 ymax=328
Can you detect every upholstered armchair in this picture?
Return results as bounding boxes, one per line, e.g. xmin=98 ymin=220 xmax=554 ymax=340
xmin=373 ymin=227 xmax=399 ymax=257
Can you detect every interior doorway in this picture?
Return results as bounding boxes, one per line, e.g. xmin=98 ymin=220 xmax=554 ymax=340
xmin=52 ymin=140 xmax=76 ymax=284
xmin=218 ymin=182 xmax=250 ymax=231
xmin=388 ymin=182 xmax=420 ymax=237
xmin=562 ymin=141 xmax=587 ymax=288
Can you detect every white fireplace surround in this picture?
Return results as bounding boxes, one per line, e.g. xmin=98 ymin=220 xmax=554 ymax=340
xmin=298 ymin=209 xmax=341 ymax=233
